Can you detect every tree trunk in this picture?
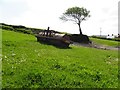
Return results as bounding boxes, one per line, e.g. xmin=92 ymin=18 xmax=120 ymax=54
xmin=78 ymin=23 xmax=82 ymax=35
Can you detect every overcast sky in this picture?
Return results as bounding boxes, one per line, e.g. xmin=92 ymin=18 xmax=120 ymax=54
xmin=0 ymin=0 xmax=119 ymax=35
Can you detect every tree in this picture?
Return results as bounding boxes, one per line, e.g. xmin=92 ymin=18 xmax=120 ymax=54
xmin=60 ymin=7 xmax=90 ymax=35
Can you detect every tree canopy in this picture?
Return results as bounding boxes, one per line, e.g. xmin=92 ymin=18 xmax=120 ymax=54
xmin=60 ymin=7 xmax=90 ymax=34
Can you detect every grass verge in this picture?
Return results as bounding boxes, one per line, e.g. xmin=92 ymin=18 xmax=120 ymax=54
xmin=2 ymin=30 xmax=118 ymax=88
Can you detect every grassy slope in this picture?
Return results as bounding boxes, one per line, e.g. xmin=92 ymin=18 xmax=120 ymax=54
xmin=90 ymin=37 xmax=119 ymax=47
xmin=0 ymin=29 xmax=1 ymax=54
xmin=0 ymin=29 xmax=2 ymax=89
xmin=2 ymin=30 xmax=118 ymax=88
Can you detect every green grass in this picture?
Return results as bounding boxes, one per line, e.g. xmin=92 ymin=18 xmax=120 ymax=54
xmin=90 ymin=37 xmax=119 ymax=47
xmin=2 ymin=30 xmax=118 ymax=88
xmin=0 ymin=28 xmax=1 ymax=50
xmin=0 ymin=29 xmax=2 ymax=89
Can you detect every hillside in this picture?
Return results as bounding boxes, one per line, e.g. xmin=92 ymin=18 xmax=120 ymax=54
xmin=2 ymin=29 xmax=118 ymax=88
xmin=0 ymin=23 xmax=66 ymax=35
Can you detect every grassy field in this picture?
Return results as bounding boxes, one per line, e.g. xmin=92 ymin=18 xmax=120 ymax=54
xmin=2 ymin=30 xmax=118 ymax=88
xmin=90 ymin=37 xmax=119 ymax=47
xmin=0 ymin=29 xmax=2 ymax=89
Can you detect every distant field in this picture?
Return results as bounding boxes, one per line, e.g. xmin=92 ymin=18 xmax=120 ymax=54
xmin=90 ymin=37 xmax=119 ymax=47
xmin=2 ymin=30 xmax=118 ymax=88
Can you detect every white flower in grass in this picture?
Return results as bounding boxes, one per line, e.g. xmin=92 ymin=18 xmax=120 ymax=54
xmin=4 ymin=56 xmax=7 ymax=59
xmin=34 ymin=50 xmax=37 ymax=52
xmin=38 ymin=53 xmax=40 ymax=56
xmin=115 ymin=58 xmax=118 ymax=61
xmin=20 ymin=60 xmax=25 ymax=63
xmin=106 ymin=61 xmax=111 ymax=64
xmin=12 ymin=53 xmax=16 ymax=56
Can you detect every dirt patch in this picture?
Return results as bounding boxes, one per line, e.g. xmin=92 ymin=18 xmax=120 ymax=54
xmin=72 ymin=42 xmax=119 ymax=51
